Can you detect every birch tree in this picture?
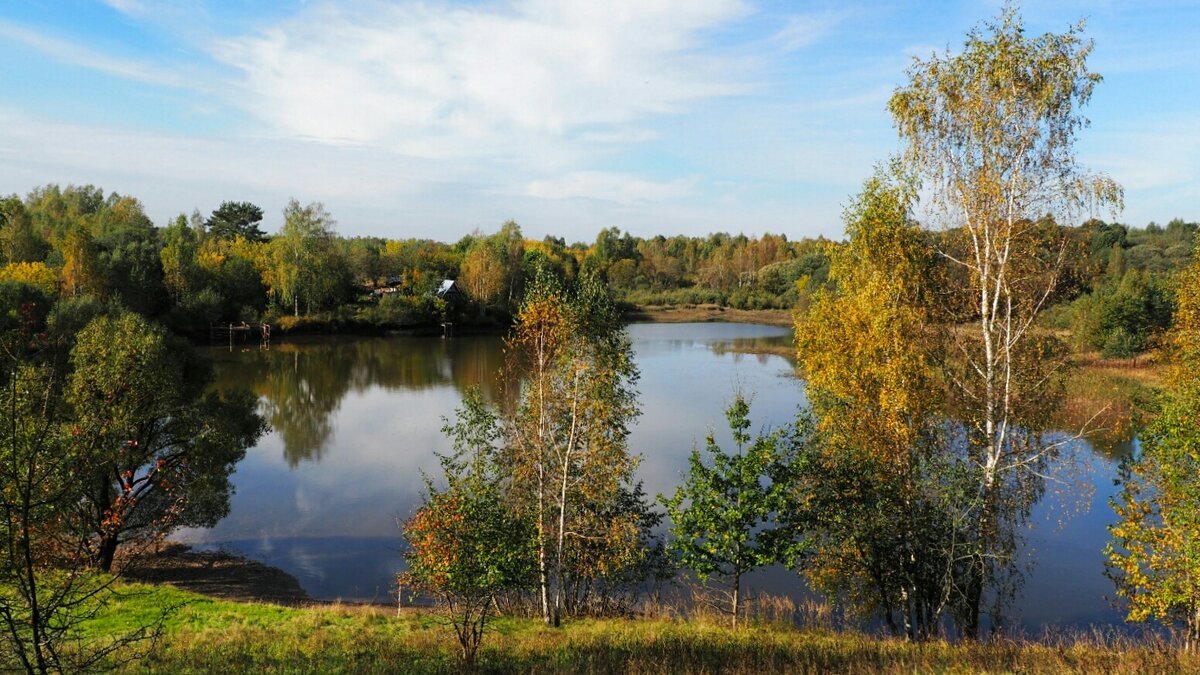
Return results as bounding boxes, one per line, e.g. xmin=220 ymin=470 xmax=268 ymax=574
xmin=270 ymin=200 xmax=340 ymax=316
xmin=888 ymin=5 xmax=1121 ymax=636
xmin=504 ymin=273 xmax=641 ymax=626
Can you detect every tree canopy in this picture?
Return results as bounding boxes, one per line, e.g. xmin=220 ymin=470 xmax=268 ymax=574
xmin=205 ymin=201 xmax=266 ymax=242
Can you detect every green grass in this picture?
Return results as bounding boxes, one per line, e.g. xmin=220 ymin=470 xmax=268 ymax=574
xmin=60 ymin=583 xmax=1195 ymax=674
xmin=74 ymin=583 xmax=300 ymax=639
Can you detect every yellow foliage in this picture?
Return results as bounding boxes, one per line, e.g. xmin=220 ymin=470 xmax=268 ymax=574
xmin=0 ymin=261 xmax=58 ymax=294
xmin=197 ymin=249 xmax=226 ymax=272
xmin=795 ymin=176 xmax=939 ymax=465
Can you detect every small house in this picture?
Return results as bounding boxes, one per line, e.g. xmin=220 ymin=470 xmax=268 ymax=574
xmin=435 ymin=279 xmax=462 ymax=300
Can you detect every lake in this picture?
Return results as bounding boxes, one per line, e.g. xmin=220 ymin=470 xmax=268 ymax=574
xmin=179 ymin=322 xmax=1131 ymax=631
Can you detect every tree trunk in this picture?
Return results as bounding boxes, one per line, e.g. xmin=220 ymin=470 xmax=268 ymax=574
xmin=553 ymin=457 xmax=569 ymax=628
xmin=19 ymin=467 xmax=48 ymax=674
xmin=732 ymin=571 xmax=740 ymax=630
xmin=535 ymin=335 xmax=552 ymax=626
xmin=97 ymin=534 xmax=119 ymax=573
xmin=537 ymin=475 xmax=550 ymax=625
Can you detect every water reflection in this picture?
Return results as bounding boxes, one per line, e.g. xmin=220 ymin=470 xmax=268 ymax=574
xmin=185 ymin=323 xmax=1135 ymax=632
xmin=185 ymin=324 xmax=798 ymax=599
xmin=210 ymin=336 xmax=506 ymax=466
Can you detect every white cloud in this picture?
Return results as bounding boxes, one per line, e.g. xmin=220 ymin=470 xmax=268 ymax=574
xmin=0 ymin=2 xmax=860 ymax=241
xmin=210 ymin=0 xmax=753 ymax=165
xmin=0 ymin=107 xmax=457 ymax=227
xmin=0 ymin=109 xmax=814 ymax=241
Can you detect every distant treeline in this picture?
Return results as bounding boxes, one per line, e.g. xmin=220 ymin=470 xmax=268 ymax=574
xmin=0 ymin=184 xmax=1194 ymax=354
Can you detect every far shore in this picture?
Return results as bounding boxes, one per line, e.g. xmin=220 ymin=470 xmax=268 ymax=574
xmin=623 ymin=304 xmax=794 ymax=327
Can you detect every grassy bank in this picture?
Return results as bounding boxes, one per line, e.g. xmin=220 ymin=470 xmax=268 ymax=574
xmin=68 ymin=584 xmax=1192 ymax=674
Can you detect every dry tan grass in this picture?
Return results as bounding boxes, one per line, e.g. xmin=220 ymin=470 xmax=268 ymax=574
xmin=626 ymin=304 xmax=795 ymax=327
xmin=88 ymin=584 xmax=1198 ymax=674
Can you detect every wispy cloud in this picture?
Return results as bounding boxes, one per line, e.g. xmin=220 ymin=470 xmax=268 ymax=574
xmin=6 ymin=0 xmax=1187 ymax=240
xmin=101 ymin=0 xmax=145 ymax=14
xmin=526 ymin=171 xmax=696 ymax=204
xmin=0 ymin=19 xmax=183 ymax=88
xmin=0 ymin=107 xmax=452 ymax=222
xmin=100 ymin=0 xmax=211 ymax=35
xmin=772 ymin=11 xmax=844 ymax=51
xmin=0 ymin=108 xmax=783 ymax=240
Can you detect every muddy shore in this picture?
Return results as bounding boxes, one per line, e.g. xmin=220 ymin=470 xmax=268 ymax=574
xmin=122 ymin=543 xmax=314 ymax=606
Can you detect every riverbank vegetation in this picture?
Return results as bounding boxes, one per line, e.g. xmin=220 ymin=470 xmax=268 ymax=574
xmin=1107 ymin=232 xmax=1200 ymax=648
xmin=0 ymin=302 xmax=265 ymax=671
xmin=0 ymin=186 xmax=1192 ymax=346
xmin=1 ymin=186 xmax=1194 ymax=344
xmin=42 ymin=582 xmax=1190 ymax=673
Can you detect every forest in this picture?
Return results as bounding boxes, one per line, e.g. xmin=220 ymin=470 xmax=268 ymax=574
xmin=0 ymin=183 xmax=1194 ymax=359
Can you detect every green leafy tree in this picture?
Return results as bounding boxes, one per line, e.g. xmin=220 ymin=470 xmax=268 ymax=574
xmin=660 ymin=393 xmax=804 ymax=629
xmin=0 ymin=365 xmax=83 ymax=674
xmin=269 ymin=200 xmax=348 ymax=315
xmin=205 ymin=201 xmax=265 ymax=242
xmin=90 ymin=193 xmax=154 ymax=241
xmin=23 ymin=185 xmax=104 ymax=241
xmin=4 ymin=370 xmax=82 ymax=672
xmin=0 ymin=363 xmax=170 ymax=674
xmin=1072 ymin=269 xmax=1172 ymax=358
xmin=0 ymin=196 xmax=50 ymax=265
xmin=402 ymin=389 xmax=535 ymax=670
xmin=67 ymin=312 xmax=265 ymax=571
xmin=97 ymin=227 xmax=168 ymax=317
xmin=1107 ymin=245 xmax=1200 ymax=651
xmin=160 ymin=214 xmax=202 ymax=301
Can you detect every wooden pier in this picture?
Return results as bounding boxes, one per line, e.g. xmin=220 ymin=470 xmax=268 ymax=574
xmin=210 ymin=322 xmax=271 ymax=349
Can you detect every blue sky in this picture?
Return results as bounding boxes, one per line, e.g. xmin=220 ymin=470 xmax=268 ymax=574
xmin=0 ymin=1 xmax=1196 ymax=241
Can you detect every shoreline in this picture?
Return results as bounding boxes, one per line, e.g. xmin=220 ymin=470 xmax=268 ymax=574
xmin=122 ymin=542 xmax=315 ymax=606
xmin=622 ymin=304 xmax=794 ymax=327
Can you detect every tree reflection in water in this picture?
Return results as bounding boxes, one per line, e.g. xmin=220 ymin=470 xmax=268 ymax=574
xmin=208 ymin=336 xmax=506 ymax=466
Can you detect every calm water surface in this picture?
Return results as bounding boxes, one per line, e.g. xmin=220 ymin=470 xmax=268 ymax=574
xmin=179 ymin=323 xmax=1129 ymax=631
